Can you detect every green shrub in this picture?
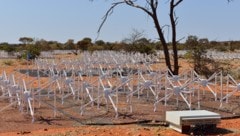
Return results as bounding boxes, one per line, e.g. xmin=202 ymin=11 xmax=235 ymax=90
xmin=88 ymin=45 xmax=104 ymax=53
xmin=3 ymin=60 xmax=14 ymax=66
xmin=215 ymin=45 xmax=228 ymax=52
xmin=18 ymin=59 xmax=28 ymax=65
xmin=20 ymin=45 xmax=41 ymax=60
xmin=183 ymin=51 xmax=192 ymax=59
xmin=229 ymin=68 xmax=240 ymax=80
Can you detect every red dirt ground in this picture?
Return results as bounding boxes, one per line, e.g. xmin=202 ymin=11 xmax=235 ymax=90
xmin=0 ymin=118 xmax=240 ymax=136
xmin=1 ymin=56 xmax=240 ymax=136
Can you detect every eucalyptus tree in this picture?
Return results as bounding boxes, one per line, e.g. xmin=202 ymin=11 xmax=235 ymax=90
xmin=19 ymin=37 xmax=34 ymax=45
xmin=76 ymin=37 xmax=92 ymax=51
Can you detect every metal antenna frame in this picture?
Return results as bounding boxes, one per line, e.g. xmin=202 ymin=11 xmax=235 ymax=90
xmin=194 ymin=71 xmax=222 ymax=101
xmin=220 ymin=74 xmax=240 ymax=107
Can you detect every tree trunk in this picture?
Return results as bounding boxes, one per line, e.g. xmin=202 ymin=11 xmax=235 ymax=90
xmin=170 ymin=0 xmax=180 ymax=75
xmin=97 ymin=0 xmax=184 ymax=75
xmin=151 ymin=6 xmax=173 ymax=73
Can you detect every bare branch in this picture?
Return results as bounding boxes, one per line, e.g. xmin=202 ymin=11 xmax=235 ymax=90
xmin=97 ymin=0 xmax=156 ymax=40
xmin=124 ymin=0 xmax=153 ymax=17
xmin=177 ymin=37 xmax=185 ymax=43
xmin=146 ymin=0 xmax=151 ymax=5
xmin=162 ymin=24 xmax=170 ymax=30
xmin=174 ymin=11 xmax=179 ymax=25
xmin=149 ymin=0 xmax=157 ymax=13
xmin=173 ymin=0 xmax=183 ymax=7
xmin=97 ymin=1 xmax=125 ymax=34
xmin=154 ymin=0 xmax=158 ymax=8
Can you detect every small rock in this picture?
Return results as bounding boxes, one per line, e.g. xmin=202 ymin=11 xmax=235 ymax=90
xmin=143 ymin=128 xmax=150 ymax=131
xmin=19 ymin=131 xmax=31 ymax=135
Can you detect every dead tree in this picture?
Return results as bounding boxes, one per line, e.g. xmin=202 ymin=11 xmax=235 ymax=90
xmin=92 ymin=0 xmax=232 ymax=75
xmin=93 ymin=0 xmax=182 ymax=75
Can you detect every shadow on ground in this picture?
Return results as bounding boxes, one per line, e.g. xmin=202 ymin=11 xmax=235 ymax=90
xmin=188 ymin=126 xmax=233 ymax=135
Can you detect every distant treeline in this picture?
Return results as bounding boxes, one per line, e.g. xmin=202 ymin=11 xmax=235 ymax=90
xmin=0 ymin=36 xmax=240 ymax=58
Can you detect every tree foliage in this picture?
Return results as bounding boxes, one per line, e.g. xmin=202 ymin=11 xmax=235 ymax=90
xmin=19 ymin=37 xmax=34 ymax=45
xmin=185 ymin=35 xmax=220 ymax=78
xmin=64 ymin=39 xmax=76 ymax=50
xmin=77 ymin=37 xmax=92 ymax=51
xmin=0 ymin=43 xmax=16 ymax=53
xmin=20 ymin=44 xmax=41 ymax=60
xmin=95 ymin=40 xmax=105 ymax=46
xmin=122 ymin=29 xmax=155 ymax=54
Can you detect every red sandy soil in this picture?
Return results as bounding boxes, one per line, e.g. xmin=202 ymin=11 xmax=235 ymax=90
xmin=1 ymin=56 xmax=240 ymax=136
xmin=0 ymin=118 xmax=240 ymax=136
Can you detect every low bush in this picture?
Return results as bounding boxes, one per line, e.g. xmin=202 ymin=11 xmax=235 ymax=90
xmin=2 ymin=60 xmax=14 ymax=66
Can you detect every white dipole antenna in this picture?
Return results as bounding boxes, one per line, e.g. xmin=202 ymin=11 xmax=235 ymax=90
xmin=23 ymin=79 xmax=34 ymax=122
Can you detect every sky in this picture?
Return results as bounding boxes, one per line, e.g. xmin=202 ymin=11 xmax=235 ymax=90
xmin=0 ymin=0 xmax=239 ymax=44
